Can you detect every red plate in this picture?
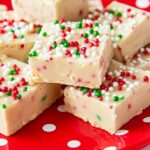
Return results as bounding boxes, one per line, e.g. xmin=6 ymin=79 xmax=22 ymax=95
xmin=0 ymin=0 xmax=150 ymax=150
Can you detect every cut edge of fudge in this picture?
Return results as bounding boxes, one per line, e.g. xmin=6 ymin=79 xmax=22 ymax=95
xmin=64 ymin=60 xmax=150 ymax=134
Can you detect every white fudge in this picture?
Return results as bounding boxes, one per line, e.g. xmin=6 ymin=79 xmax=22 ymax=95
xmin=0 ymin=9 xmax=41 ymax=62
xmin=88 ymin=1 xmax=150 ymax=62
xmin=64 ymin=60 xmax=150 ymax=134
xmin=12 ymin=0 xmax=89 ymax=24
xmin=88 ymin=0 xmax=103 ymax=12
xmin=0 ymin=5 xmax=7 ymax=11
xmin=29 ymin=20 xmax=113 ymax=88
xmin=0 ymin=55 xmax=61 ymax=136
xmin=127 ymin=46 xmax=150 ymax=70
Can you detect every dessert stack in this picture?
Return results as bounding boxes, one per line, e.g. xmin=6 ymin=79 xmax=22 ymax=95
xmin=0 ymin=0 xmax=150 ymax=136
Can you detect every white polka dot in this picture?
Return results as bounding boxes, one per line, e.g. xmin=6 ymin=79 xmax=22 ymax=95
xmin=103 ymin=146 xmax=117 ymax=150
xmin=0 ymin=139 xmax=8 ymax=146
xmin=42 ymin=124 xmax=56 ymax=132
xmin=115 ymin=129 xmax=129 ymax=136
xmin=143 ymin=117 xmax=150 ymax=123
xmin=57 ymin=105 xmax=66 ymax=112
xmin=136 ymin=0 xmax=150 ymax=9
xmin=67 ymin=140 xmax=81 ymax=148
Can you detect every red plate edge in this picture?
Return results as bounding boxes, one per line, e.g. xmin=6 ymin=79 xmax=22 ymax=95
xmin=0 ymin=0 xmax=150 ymax=150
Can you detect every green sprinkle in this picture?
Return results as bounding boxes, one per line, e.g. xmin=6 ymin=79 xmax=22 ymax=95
xmin=96 ymin=114 xmax=101 ymax=121
xmin=63 ymin=41 xmax=69 ymax=48
xmin=54 ymin=20 xmax=59 ymax=24
xmin=17 ymin=94 xmax=22 ymax=99
xmin=116 ymin=12 xmax=122 ymax=18
xmin=43 ymin=32 xmax=47 ymax=37
xmin=23 ymin=87 xmax=28 ymax=92
xmin=20 ymin=34 xmax=25 ymax=39
xmin=79 ymin=87 xmax=84 ymax=91
xmin=29 ymin=51 xmax=38 ymax=57
xmin=89 ymin=28 xmax=94 ymax=34
xmin=10 ymin=29 xmax=15 ymax=33
xmin=2 ymin=104 xmax=7 ymax=109
xmin=94 ymin=22 xmax=99 ymax=27
xmin=118 ymin=34 xmax=123 ymax=39
xmin=6 ymin=92 xmax=11 ymax=96
xmin=83 ymin=88 xmax=89 ymax=93
xmin=76 ymin=21 xmax=82 ymax=29
xmin=60 ymin=25 xmax=65 ymax=30
xmin=84 ymin=33 xmax=89 ymax=38
xmin=109 ymin=9 xmax=115 ymax=15
xmin=113 ymin=96 xmax=119 ymax=102
xmin=110 ymin=25 xmax=114 ymax=30
xmin=93 ymin=31 xmax=99 ymax=36
xmin=36 ymin=27 xmax=41 ymax=34
xmin=10 ymin=77 xmax=15 ymax=81
xmin=53 ymin=43 xmax=57 ymax=49
xmin=119 ymin=95 xmax=124 ymax=100
xmin=9 ymin=70 xmax=15 ymax=75
xmin=74 ymin=50 xmax=80 ymax=56
xmin=41 ymin=95 xmax=47 ymax=102
xmin=94 ymin=89 xmax=102 ymax=97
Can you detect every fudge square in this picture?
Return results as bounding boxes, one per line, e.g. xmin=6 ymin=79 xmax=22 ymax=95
xmin=29 ymin=20 xmax=113 ymax=88
xmin=12 ymin=0 xmax=89 ymax=24
xmin=64 ymin=60 xmax=150 ymax=134
xmin=0 ymin=55 xmax=61 ymax=136
xmin=0 ymin=9 xmax=41 ymax=62
xmin=88 ymin=1 xmax=150 ymax=62
xmin=127 ymin=46 xmax=150 ymax=71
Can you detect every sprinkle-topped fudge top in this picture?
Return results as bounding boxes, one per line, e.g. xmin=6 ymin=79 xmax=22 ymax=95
xmin=128 ymin=46 xmax=150 ymax=68
xmin=68 ymin=60 xmax=150 ymax=103
xmin=29 ymin=19 xmax=110 ymax=61
xmin=0 ymin=56 xmax=31 ymax=109
xmin=88 ymin=1 xmax=150 ymax=49
xmin=0 ymin=9 xmax=41 ymax=45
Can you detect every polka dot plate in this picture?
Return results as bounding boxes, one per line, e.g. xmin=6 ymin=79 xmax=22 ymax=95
xmin=0 ymin=0 xmax=150 ymax=150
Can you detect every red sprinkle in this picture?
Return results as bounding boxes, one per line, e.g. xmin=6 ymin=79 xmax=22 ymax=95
xmin=131 ymin=75 xmax=136 ymax=80
xmin=143 ymin=76 xmax=149 ymax=82
xmin=20 ymin=44 xmax=25 ymax=49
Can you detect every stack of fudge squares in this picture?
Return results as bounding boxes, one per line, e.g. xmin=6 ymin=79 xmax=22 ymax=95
xmin=0 ymin=0 xmax=150 ymax=136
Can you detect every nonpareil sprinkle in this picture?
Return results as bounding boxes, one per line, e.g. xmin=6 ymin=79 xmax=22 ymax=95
xmin=2 ymin=104 xmax=7 ymax=109
xmin=17 ymin=94 xmax=22 ymax=100
xmin=29 ymin=51 xmax=38 ymax=57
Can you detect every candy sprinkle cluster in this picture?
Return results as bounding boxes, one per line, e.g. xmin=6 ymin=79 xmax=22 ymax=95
xmin=129 ymin=47 xmax=150 ymax=67
xmin=0 ymin=61 xmax=29 ymax=109
xmin=30 ymin=19 xmax=109 ymax=60
xmin=0 ymin=11 xmax=41 ymax=47
xmin=88 ymin=5 xmax=148 ymax=49
xmin=71 ymin=65 xmax=149 ymax=103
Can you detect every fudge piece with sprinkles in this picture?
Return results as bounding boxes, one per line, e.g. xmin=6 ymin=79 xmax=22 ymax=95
xmin=29 ymin=20 xmax=113 ymax=88
xmin=0 ymin=55 xmax=61 ymax=136
xmin=127 ymin=46 xmax=150 ymax=70
xmin=88 ymin=1 xmax=150 ymax=62
xmin=64 ymin=60 xmax=150 ymax=134
xmin=0 ymin=9 xmax=41 ymax=62
xmin=12 ymin=0 xmax=89 ymax=24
